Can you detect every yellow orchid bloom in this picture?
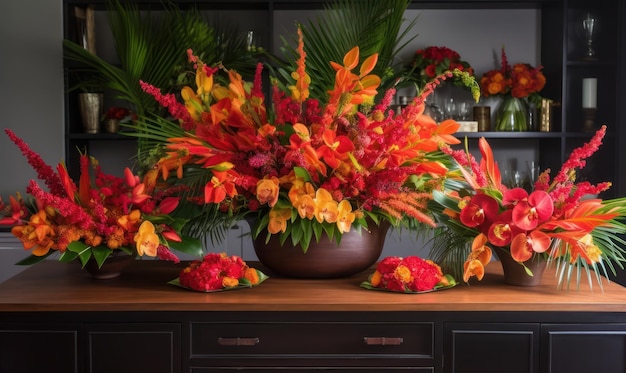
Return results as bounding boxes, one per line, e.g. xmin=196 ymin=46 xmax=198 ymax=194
xmin=336 ymin=200 xmax=355 ymax=233
xmin=268 ymin=208 xmax=292 ymax=234
xmin=314 ymin=188 xmax=339 ymax=224
xmin=134 ymin=221 xmax=159 ymax=257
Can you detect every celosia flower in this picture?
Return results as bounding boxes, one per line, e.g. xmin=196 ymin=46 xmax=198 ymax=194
xmin=178 ymin=253 xmax=262 ymax=291
xmin=366 ymin=255 xmax=450 ymax=292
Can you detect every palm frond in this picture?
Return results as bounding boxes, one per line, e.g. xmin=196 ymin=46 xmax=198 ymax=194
xmin=274 ymin=0 xmax=417 ymax=102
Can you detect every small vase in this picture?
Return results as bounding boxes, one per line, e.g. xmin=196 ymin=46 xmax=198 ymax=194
xmin=78 ymin=92 xmax=103 ymax=134
xmin=251 ymin=221 xmax=389 ymax=279
xmin=83 ymin=253 xmax=134 ymax=280
xmin=495 ymin=96 xmax=528 ymax=131
xmin=495 ymin=249 xmax=546 ymax=286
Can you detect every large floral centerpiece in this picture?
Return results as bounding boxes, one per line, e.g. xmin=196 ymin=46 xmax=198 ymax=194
xmin=132 ymin=29 xmax=476 ymax=261
xmin=431 ymin=126 xmax=626 ymax=289
xmin=480 ymin=47 xmax=546 ymax=131
xmin=408 ymin=46 xmax=474 ymax=91
xmin=1 ymin=129 xmax=202 ymax=270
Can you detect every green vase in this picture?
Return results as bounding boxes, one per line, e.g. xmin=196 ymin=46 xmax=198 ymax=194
xmin=495 ymin=96 xmax=528 ymax=131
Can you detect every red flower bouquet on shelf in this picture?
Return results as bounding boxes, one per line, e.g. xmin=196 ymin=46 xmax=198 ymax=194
xmin=360 ymin=255 xmax=456 ymax=293
xmin=431 ymin=126 xmax=626 ymax=289
xmin=480 ymin=47 xmax=546 ymax=131
xmin=408 ymin=46 xmax=474 ymax=91
xmin=169 ymin=252 xmax=268 ymax=292
xmin=0 ymin=129 xmax=202 ymax=269
xmin=131 ymin=28 xmax=466 ymax=252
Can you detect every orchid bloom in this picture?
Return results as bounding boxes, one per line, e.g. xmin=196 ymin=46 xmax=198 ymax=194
xmin=267 ymin=207 xmax=291 ymax=234
xmin=460 ymin=193 xmax=499 ymax=230
xmin=463 ymin=233 xmax=493 ymax=282
xmin=510 ymin=230 xmax=552 ymax=262
xmin=336 ymin=200 xmax=356 ymax=233
xmin=256 ymin=177 xmax=280 ymax=207
xmin=134 ymin=220 xmax=159 ymax=257
xmin=511 ymin=190 xmax=554 ymax=231
xmin=314 ymin=188 xmax=339 ymax=224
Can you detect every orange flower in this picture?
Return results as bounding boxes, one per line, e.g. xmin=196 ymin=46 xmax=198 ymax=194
xmin=134 ymin=221 xmax=159 ymax=257
xmin=336 ymin=200 xmax=355 ymax=233
xmin=314 ymin=188 xmax=338 ymax=224
xmin=268 ymin=208 xmax=292 ymax=234
xmin=463 ymin=233 xmax=492 ymax=282
xmin=256 ymin=177 xmax=280 ymax=207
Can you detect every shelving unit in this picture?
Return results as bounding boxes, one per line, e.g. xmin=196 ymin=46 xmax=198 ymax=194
xmin=62 ymin=0 xmax=624 ymax=197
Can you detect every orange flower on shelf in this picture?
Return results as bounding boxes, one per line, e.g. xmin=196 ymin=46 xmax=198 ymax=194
xmin=480 ymin=47 xmax=546 ymax=101
xmin=431 ymin=126 xmax=626 ymax=289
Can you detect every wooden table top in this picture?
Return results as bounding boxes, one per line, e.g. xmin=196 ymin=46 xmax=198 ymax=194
xmin=1 ymin=260 xmax=626 ymax=312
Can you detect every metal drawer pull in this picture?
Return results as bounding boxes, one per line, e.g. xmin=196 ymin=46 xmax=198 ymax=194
xmin=363 ymin=337 xmax=404 ymax=345
xmin=218 ymin=337 xmax=260 ymax=346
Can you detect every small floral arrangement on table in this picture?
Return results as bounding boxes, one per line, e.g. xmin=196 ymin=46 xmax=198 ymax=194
xmin=430 ymin=126 xmax=626 ymax=289
xmin=131 ymin=28 xmax=478 ymax=251
xmin=169 ymin=252 xmax=268 ymax=292
xmin=1 ymin=129 xmax=203 ymax=269
xmin=361 ymin=255 xmax=456 ymax=293
xmin=480 ymin=47 xmax=546 ymax=131
xmin=407 ymin=46 xmax=475 ymax=91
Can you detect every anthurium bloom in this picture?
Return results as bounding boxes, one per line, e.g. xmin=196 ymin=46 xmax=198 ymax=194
xmin=511 ymin=190 xmax=554 ymax=231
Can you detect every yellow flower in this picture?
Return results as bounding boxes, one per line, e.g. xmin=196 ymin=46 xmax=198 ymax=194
xmin=336 ymin=200 xmax=355 ymax=233
xmin=314 ymin=188 xmax=338 ymax=224
xmin=134 ymin=221 xmax=159 ymax=257
xmin=268 ymin=208 xmax=292 ymax=234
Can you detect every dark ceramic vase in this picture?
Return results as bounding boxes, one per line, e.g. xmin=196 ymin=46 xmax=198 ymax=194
xmin=252 ymin=221 xmax=389 ymax=279
xmin=495 ymin=248 xmax=547 ymax=286
xmin=83 ymin=253 xmax=135 ymax=280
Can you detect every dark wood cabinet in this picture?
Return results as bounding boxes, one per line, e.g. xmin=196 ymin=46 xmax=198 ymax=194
xmin=0 ymin=326 xmax=79 ymax=373
xmin=444 ymin=323 xmax=540 ymax=373
xmin=85 ymin=323 xmax=181 ymax=373
xmin=3 ymin=262 xmax=626 ymax=372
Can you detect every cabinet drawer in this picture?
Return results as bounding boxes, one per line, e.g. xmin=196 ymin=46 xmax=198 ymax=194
xmin=190 ymin=321 xmax=434 ymax=358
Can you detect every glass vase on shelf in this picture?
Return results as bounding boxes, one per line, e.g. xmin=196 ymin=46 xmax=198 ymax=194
xmin=495 ymin=95 xmax=528 ymax=131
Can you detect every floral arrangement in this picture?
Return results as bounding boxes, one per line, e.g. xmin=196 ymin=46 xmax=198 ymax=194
xmin=103 ymin=106 xmax=134 ymax=122
xmin=431 ymin=126 xmax=626 ymax=289
xmin=480 ymin=47 xmax=546 ymax=103
xmin=360 ymin=255 xmax=456 ymax=293
xmin=408 ymin=46 xmax=474 ymax=91
xmin=133 ymin=28 xmax=475 ymax=250
xmin=1 ymin=129 xmax=202 ymax=269
xmin=171 ymin=252 xmax=268 ymax=292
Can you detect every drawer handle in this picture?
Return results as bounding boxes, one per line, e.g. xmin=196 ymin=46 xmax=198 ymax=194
xmin=218 ymin=337 xmax=260 ymax=346
xmin=363 ymin=337 xmax=404 ymax=346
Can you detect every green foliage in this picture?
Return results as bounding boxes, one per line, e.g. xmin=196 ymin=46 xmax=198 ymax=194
xmin=271 ymin=0 xmax=418 ymax=103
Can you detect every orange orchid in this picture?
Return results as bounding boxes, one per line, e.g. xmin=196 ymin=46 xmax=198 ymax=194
xmin=134 ymin=221 xmax=159 ymax=257
xmin=463 ymin=233 xmax=492 ymax=282
xmin=205 ymin=170 xmax=237 ymax=204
